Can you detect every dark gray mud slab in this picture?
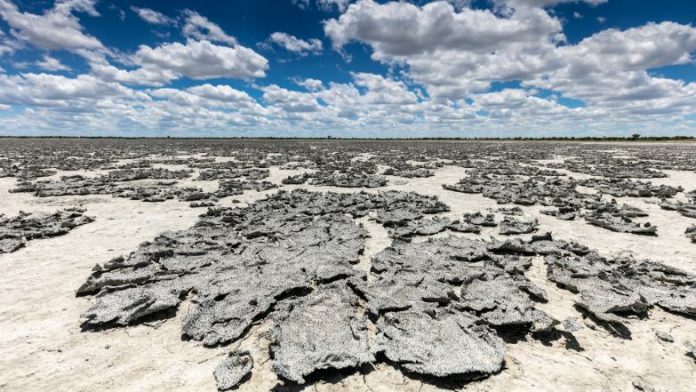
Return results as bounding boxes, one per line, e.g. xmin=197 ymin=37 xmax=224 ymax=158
xmin=198 ymin=168 xmax=269 ymax=181
xmin=546 ymin=252 xmax=696 ymax=333
xmin=584 ymin=212 xmax=656 ymax=235
xmin=375 ymin=309 xmax=505 ymax=377
xmin=609 ymin=203 xmax=648 ymax=218
xmin=104 ymin=160 xmax=152 ymax=170
xmin=214 ymin=180 xmax=277 ymax=198
xmin=540 ymin=206 xmax=577 ymax=221
xmin=451 ymin=160 xmax=564 ymax=177
xmin=0 ymin=208 xmax=94 ymax=254
xmin=79 ymin=201 xmax=368 ymax=334
xmin=687 ymin=225 xmax=696 ymax=243
xmin=498 ymin=207 xmax=524 ymax=216
xmin=661 ymin=199 xmax=696 ymax=219
xmin=10 ymin=175 xmax=114 ymax=197
xmin=112 ymin=184 xmax=213 ymax=203
xmin=10 ymin=174 xmax=215 ymax=205
xmin=177 ymin=188 xmax=216 ymax=202
xmin=78 ymin=189 xmax=474 ymax=387
xmin=499 ymin=215 xmax=538 ymax=235
xmin=102 ymin=168 xmax=192 ymax=182
xmin=177 ymin=214 xmax=367 ymax=347
xmin=111 ymin=185 xmax=175 ymax=202
xmin=383 ymin=167 xmax=434 ymax=178
xmin=366 ymin=236 xmax=557 ymax=343
xmin=214 ymin=350 xmax=253 ymax=391
xmin=281 ymin=174 xmax=308 ymax=184
xmin=0 ymin=166 xmax=56 ymax=179
xmin=443 ymin=174 xmax=577 ymax=207
xmin=0 ymin=237 xmax=26 ymax=253
xmin=583 ymin=201 xmax=656 ymax=235
xmin=82 ymin=283 xmax=187 ymax=327
xmin=447 ymin=221 xmax=482 ymax=234
xmin=388 ymin=216 xmax=451 ymax=239
xmin=310 ymin=172 xmax=387 ymax=188
xmin=578 ymin=178 xmax=682 ymax=198
xmin=372 ymin=192 xmax=449 ymax=226
xmin=549 ymin=157 xmax=667 ymax=178
xmin=270 ymin=284 xmax=373 ymax=384
xmin=457 ymin=273 xmax=556 ymax=332
xmin=463 ymin=212 xmax=497 ymax=227
xmin=389 ymin=216 xmax=480 ymax=239
xmin=190 ymin=201 xmax=218 ymax=208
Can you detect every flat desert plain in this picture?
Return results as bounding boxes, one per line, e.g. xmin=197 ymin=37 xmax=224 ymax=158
xmin=1 ymin=139 xmax=696 ymax=391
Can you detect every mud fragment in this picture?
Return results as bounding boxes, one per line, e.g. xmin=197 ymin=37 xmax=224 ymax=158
xmin=499 ymin=215 xmax=538 ymax=235
xmin=687 ymin=225 xmax=696 ymax=243
xmin=540 ymin=206 xmax=577 ymax=220
xmin=311 ymin=172 xmax=387 ymax=188
xmin=579 ymin=178 xmax=682 ymax=198
xmin=584 ymin=204 xmax=657 ymax=235
xmin=463 ymin=212 xmax=497 ymax=227
xmin=214 ymin=351 xmax=253 ymax=391
xmin=0 ymin=208 xmax=94 ymax=254
xmin=388 ymin=216 xmax=480 ymax=239
xmin=270 ymin=284 xmax=373 ymax=384
xmin=546 ymin=252 xmax=696 ymax=331
xmin=375 ymin=309 xmax=505 ymax=377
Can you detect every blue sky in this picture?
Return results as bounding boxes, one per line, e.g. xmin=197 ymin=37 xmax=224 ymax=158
xmin=0 ymin=0 xmax=695 ymax=137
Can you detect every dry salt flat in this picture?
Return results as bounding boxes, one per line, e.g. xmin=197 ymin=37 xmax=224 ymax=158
xmin=1 ymin=139 xmax=696 ymax=392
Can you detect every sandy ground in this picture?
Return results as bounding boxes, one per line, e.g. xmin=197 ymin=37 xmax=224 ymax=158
xmin=1 ymin=160 xmax=696 ymax=391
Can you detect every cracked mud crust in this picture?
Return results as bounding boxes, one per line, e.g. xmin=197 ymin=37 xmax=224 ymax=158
xmin=2 ymin=139 xmax=696 ymax=391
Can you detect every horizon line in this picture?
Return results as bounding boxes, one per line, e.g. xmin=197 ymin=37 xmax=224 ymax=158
xmin=0 ymin=135 xmax=694 ymax=142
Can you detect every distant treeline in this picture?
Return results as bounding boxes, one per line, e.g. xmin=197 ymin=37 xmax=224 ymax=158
xmin=0 ymin=135 xmax=694 ymax=141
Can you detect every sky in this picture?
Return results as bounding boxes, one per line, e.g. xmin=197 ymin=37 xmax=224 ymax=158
xmin=0 ymin=0 xmax=695 ymax=137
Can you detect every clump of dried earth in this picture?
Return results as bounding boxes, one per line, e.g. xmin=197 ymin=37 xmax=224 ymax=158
xmin=0 ymin=207 xmax=94 ymax=253
xmin=1 ymin=138 xmax=696 ymax=392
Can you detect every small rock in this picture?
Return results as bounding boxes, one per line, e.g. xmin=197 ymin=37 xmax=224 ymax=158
xmin=655 ymin=330 xmax=674 ymax=343
xmin=562 ymin=318 xmax=582 ymax=333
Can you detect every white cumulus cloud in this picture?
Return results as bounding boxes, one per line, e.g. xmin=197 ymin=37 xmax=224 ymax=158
xmin=265 ymin=32 xmax=323 ymax=55
xmin=0 ymin=0 xmax=103 ymax=51
xmin=36 ymin=54 xmax=71 ymax=71
xmin=133 ymin=40 xmax=268 ymax=80
xmin=130 ymin=6 xmax=172 ymax=25
xmin=182 ymin=10 xmax=237 ymax=45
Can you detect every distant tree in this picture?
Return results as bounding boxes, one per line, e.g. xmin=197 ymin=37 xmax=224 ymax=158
xmin=632 ymin=133 xmax=641 ymax=139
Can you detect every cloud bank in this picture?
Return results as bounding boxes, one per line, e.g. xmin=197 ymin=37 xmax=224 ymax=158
xmin=0 ymin=0 xmax=694 ymax=136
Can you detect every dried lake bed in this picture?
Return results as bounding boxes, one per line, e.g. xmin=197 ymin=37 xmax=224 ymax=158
xmin=1 ymin=138 xmax=696 ymax=391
